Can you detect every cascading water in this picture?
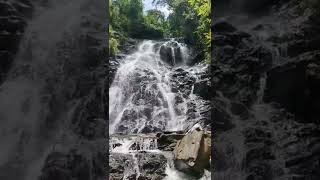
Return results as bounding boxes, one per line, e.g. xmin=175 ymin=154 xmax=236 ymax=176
xmin=109 ymin=39 xmax=210 ymax=179
xmin=109 ymin=40 xmax=203 ymax=134
xmin=0 ymin=1 xmax=107 ymax=179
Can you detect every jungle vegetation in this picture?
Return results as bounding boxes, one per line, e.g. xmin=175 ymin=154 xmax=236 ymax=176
xmin=109 ymin=0 xmax=211 ymax=62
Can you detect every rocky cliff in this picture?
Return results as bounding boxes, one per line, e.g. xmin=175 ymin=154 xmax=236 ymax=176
xmin=0 ymin=0 xmax=33 ymax=82
xmin=0 ymin=0 xmax=107 ymax=179
xmin=212 ymin=0 xmax=320 ymax=179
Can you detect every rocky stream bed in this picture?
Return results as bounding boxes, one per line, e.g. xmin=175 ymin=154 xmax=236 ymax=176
xmin=108 ymin=39 xmax=212 ymax=179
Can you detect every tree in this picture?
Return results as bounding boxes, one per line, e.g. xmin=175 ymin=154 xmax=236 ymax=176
xmin=153 ymin=0 xmax=211 ymax=61
xmin=144 ymin=9 xmax=170 ymax=37
xmin=187 ymin=0 xmax=211 ymax=61
xmin=109 ymin=0 xmax=211 ymax=62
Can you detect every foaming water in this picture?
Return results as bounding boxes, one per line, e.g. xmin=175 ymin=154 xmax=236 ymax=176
xmin=110 ymin=134 xmax=211 ymax=180
xmin=110 ymin=135 xmax=159 ymax=153
xmin=0 ymin=0 xmax=106 ymax=179
xmin=109 ymin=40 xmax=205 ymax=134
xmin=109 ymin=39 xmax=210 ymax=179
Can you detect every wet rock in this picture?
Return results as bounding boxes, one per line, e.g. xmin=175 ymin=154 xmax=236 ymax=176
xmin=137 ymin=153 xmax=167 ymax=179
xmin=0 ymin=0 xmax=33 ymax=83
xmin=159 ymin=41 xmax=184 ymax=66
xmin=109 ymin=153 xmax=167 ymax=180
xmin=109 ymin=153 xmax=132 ymax=179
xmin=230 ymin=102 xmax=250 ymax=120
xmin=193 ymin=79 xmax=211 ymax=100
xmin=173 ymin=129 xmax=211 ymax=177
xmin=119 ymin=38 xmax=139 ymax=54
xmin=188 ymin=49 xmax=205 ymax=65
xmin=212 ymin=20 xmax=237 ymax=33
xmin=71 ymin=85 xmax=106 ymax=139
xmin=108 ymin=56 xmax=120 ymax=85
xmin=157 ymin=132 xmax=185 ymax=151
xmin=265 ymin=50 xmax=320 ymax=123
xmin=212 ymin=20 xmax=272 ymax=105
xmin=211 ymin=101 xmax=234 ymax=131
xmin=0 ymin=1 xmax=108 ymax=180
xmin=170 ymin=68 xmax=196 ymax=96
xmin=140 ymin=126 xmax=162 ymax=134
xmin=39 ymin=149 xmax=104 ymax=180
xmin=212 ymin=0 xmax=320 ymax=179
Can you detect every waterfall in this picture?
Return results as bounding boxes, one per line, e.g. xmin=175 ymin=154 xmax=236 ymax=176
xmin=109 ymin=40 xmax=205 ymax=134
xmin=0 ymin=0 xmax=107 ymax=179
xmin=256 ymin=73 xmax=267 ymax=104
xmin=109 ymin=39 xmax=210 ymax=179
xmin=110 ymin=134 xmax=211 ymax=180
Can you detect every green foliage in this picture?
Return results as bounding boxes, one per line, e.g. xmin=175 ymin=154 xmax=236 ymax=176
xmin=187 ymin=0 xmax=211 ymax=62
xmin=110 ymin=0 xmax=168 ymax=53
xmin=144 ymin=10 xmax=170 ymax=37
xmin=109 ymin=25 xmax=119 ymax=56
xmin=110 ymin=0 xmax=211 ymax=62
xmin=154 ymin=0 xmax=211 ymax=62
xmin=127 ymin=0 xmax=144 ymax=37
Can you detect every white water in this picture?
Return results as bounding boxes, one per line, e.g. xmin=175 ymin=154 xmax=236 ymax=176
xmin=109 ymin=40 xmax=205 ymax=134
xmin=256 ymin=72 xmax=267 ymax=104
xmin=110 ymin=135 xmax=159 ymax=153
xmin=109 ymin=40 xmax=210 ymax=179
xmin=0 ymin=1 xmax=107 ymax=179
xmin=110 ymin=135 xmax=211 ymax=180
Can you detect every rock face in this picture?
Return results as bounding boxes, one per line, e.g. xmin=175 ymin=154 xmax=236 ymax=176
xmin=39 ymin=150 xmax=105 ymax=180
xmin=157 ymin=131 xmax=185 ymax=151
xmin=0 ymin=0 xmax=33 ymax=82
xmin=173 ymin=128 xmax=211 ymax=177
xmin=0 ymin=0 xmax=108 ymax=179
xmin=265 ymin=51 xmax=320 ymax=123
xmin=212 ymin=0 xmax=320 ymax=179
xmin=159 ymin=40 xmax=186 ymax=66
xmin=109 ymin=153 xmax=167 ymax=180
xmin=109 ymin=133 xmax=191 ymax=179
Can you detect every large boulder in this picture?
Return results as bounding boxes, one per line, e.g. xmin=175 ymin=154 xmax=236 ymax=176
xmin=173 ymin=128 xmax=211 ymax=177
xmin=159 ymin=41 xmax=184 ymax=66
xmin=156 ymin=131 xmax=185 ymax=151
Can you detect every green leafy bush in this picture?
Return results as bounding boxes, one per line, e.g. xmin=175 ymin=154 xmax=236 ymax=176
xmin=109 ymin=0 xmax=212 ymax=62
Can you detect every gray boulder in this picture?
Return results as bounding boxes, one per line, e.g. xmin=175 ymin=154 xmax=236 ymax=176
xmin=173 ymin=128 xmax=211 ymax=177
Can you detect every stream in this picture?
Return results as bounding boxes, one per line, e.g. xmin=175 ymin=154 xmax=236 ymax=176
xmin=109 ymin=40 xmax=211 ymax=179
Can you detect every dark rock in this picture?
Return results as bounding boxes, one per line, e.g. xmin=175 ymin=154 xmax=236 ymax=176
xmin=157 ymin=132 xmax=185 ymax=151
xmin=212 ymin=21 xmax=237 ymax=33
xmin=39 ymin=149 xmax=102 ymax=180
xmin=109 ymin=153 xmax=167 ymax=180
xmin=193 ymin=79 xmax=211 ymax=100
xmin=265 ymin=51 xmax=320 ymax=123
xmin=159 ymin=41 xmax=184 ymax=66
xmin=137 ymin=153 xmax=167 ymax=179
xmin=109 ymin=153 xmax=130 ymax=179
xmin=230 ymin=102 xmax=250 ymax=119
xmin=0 ymin=0 xmax=33 ymax=83
xmin=212 ymin=1 xmax=320 ymax=179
